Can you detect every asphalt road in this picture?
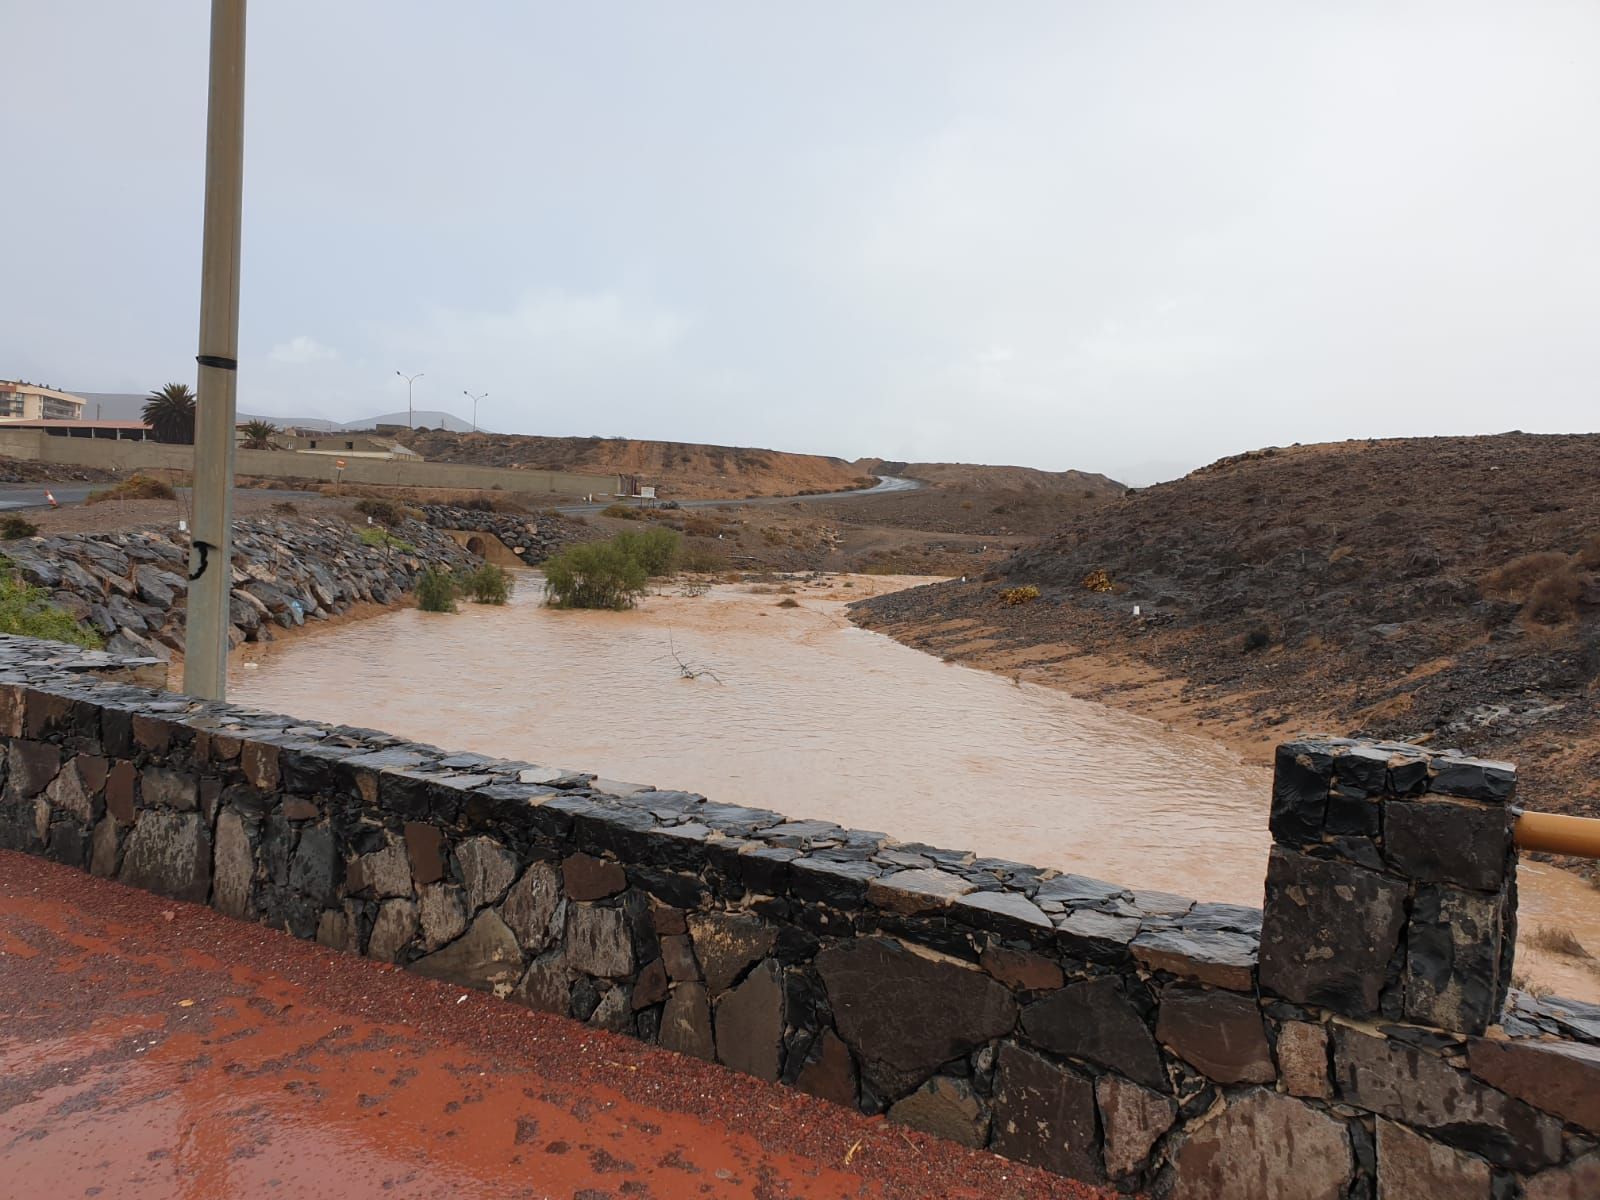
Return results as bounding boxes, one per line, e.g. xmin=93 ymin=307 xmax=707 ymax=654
xmin=0 ymin=476 xmax=921 ymax=514
xmin=553 ymin=473 xmax=922 ymax=516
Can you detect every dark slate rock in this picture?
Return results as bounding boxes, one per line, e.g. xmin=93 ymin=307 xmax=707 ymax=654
xmin=1429 ymin=757 xmax=1516 ymax=803
xmin=1468 ymin=1037 xmax=1600 ymax=1136
xmin=887 ymin=1075 xmax=990 ymax=1150
xmin=1097 ymin=1073 xmax=1178 ymax=1179
xmin=979 ymin=945 xmax=1064 ymax=993
xmin=562 ymin=852 xmax=627 ymax=901
xmin=7 ymin=739 xmax=61 ymax=797
xmin=1177 ymin=903 xmax=1262 ymax=934
xmin=1403 ymin=885 xmax=1506 ymax=1035
xmin=756 ymin=818 xmax=847 ymax=849
xmin=990 ymin=1043 xmax=1101 ymax=1182
xmin=953 ymin=889 xmax=1052 ymax=936
xmin=1166 ymin=1088 xmax=1352 ymax=1200
xmin=409 ymin=909 xmax=523 ymax=993
xmin=818 ymin=937 xmax=1016 ymax=1099
xmin=794 ymin=1029 xmax=857 ymax=1108
xmin=1384 ymin=797 xmax=1510 ymax=891
xmin=118 ymin=809 xmax=211 ymax=903
xmin=1054 ymin=909 xmax=1141 ymax=963
xmin=1034 ymin=873 xmax=1131 ymax=908
xmin=1155 ymin=986 xmax=1274 ymax=1084
xmin=1130 ymin=926 xmax=1256 ymax=992
xmin=1331 ymin=743 xmax=1391 ymax=793
xmin=713 ymin=958 xmax=785 ymax=1081
xmin=790 ymin=855 xmax=880 ymax=907
xmin=624 ymin=866 xmax=709 ymax=911
xmin=1259 ymin=847 xmax=1406 ymax=1016
xmin=1325 ymin=786 xmax=1381 ymax=837
xmin=1021 ymin=976 xmax=1167 ymax=1091
xmin=1333 ymin=1025 xmax=1563 ymax=1172
xmin=660 ymin=981 xmax=715 ymax=1061
xmin=688 ymin=911 xmax=777 ymax=995
xmin=1271 ymin=742 xmax=1334 ymax=842
xmin=288 ymin=825 xmax=341 ymax=906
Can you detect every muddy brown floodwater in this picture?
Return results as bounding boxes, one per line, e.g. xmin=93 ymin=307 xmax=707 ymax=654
xmin=229 ymin=574 xmax=1600 ymax=1001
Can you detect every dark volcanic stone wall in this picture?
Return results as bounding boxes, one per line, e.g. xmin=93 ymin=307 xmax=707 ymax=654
xmin=0 ymin=637 xmax=1597 ymax=1198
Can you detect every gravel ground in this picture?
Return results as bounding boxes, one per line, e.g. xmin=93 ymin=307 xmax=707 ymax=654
xmin=0 ymin=851 xmax=1124 ymax=1200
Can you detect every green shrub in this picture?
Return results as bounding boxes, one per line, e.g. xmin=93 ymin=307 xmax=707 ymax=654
xmin=0 ymin=575 xmax=102 ymax=647
xmin=415 ymin=565 xmax=458 ymax=612
xmin=613 ymin=527 xmax=680 ymax=576
xmin=600 ymin=502 xmax=641 ymax=520
xmin=0 ymin=516 xmax=38 ymax=539
xmin=678 ymin=542 xmax=729 ymax=573
xmin=460 ymin=562 xmax=511 ymax=605
xmin=544 ymin=540 xmax=649 ymax=610
xmin=354 ymin=497 xmax=407 ymax=526
xmin=358 ymin=525 xmax=417 ymax=554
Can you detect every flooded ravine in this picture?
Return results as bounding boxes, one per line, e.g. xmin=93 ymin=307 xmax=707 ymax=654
xmin=230 ymin=573 xmax=1600 ymax=1000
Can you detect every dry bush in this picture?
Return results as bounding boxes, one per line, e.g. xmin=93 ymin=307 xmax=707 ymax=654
xmin=683 ymin=514 xmax=725 ymax=538
xmin=1081 ymin=568 xmax=1113 ymax=592
xmin=85 ymin=475 xmax=177 ymax=505
xmin=1577 ymin=533 xmax=1600 ymax=570
xmin=999 ymin=585 xmax=1041 ymax=606
xmin=1529 ymin=925 xmax=1593 ymax=959
xmin=1484 ymin=551 xmax=1571 ymax=597
xmin=776 ymin=597 xmax=801 ymax=608
xmin=1525 ymin=570 xmax=1583 ymax=625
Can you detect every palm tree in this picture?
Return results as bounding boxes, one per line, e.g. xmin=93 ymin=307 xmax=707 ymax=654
xmin=240 ymin=419 xmax=280 ymax=450
xmin=142 ymin=383 xmax=196 ymax=444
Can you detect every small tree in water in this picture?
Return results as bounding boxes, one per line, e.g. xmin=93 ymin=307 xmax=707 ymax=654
xmin=459 ymin=563 xmax=511 ymax=605
xmin=415 ymin=565 xmax=458 ymax=612
xmin=544 ymin=541 xmax=649 ymax=609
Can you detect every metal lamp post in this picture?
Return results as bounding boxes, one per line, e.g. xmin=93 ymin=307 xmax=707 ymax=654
xmin=396 ymin=370 xmax=423 ymax=428
xmin=463 ymin=390 xmax=487 ymax=432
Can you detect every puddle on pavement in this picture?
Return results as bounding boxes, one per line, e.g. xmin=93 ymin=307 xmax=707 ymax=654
xmin=229 ymin=574 xmax=1600 ymax=1000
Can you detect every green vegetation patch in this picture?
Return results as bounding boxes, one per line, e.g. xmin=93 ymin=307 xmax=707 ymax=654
xmin=0 ymin=564 xmax=102 ymax=648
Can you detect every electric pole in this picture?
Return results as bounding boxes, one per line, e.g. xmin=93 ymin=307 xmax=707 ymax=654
xmin=463 ymin=390 xmax=487 ymax=433
xmin=184 ymin=0 xmax=247 ymax=701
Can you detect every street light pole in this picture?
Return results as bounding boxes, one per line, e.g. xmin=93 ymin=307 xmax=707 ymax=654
xmin=184 ymin=0 xmax=247 ymax=702
xmin=395 ymin=370 xmax=423 ymax=429
xmin=463 ymin=390 xmax=487 ymax=433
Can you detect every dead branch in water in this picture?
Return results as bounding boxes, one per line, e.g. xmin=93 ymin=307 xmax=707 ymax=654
xmin=659 ymin=631 xmax=724 ymax=684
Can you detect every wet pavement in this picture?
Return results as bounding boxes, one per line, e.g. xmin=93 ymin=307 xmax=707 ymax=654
xmin=0 ymin=852 xmax=1117 ymax=1200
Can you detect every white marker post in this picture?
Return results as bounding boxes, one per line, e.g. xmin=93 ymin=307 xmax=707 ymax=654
xmin=183 ymin=0 xmax=247 ymax=701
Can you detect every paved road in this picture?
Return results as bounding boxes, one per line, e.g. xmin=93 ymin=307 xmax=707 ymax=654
xmin=0 ymin=483 xmax=322 ymax=511
xmin=0 ymin=476 xmax=920 ymax=514
xmin=0 ymin=852 xmax=1108 ymax=1200
xmin=553 ymin=473 xmax=923 ymax=516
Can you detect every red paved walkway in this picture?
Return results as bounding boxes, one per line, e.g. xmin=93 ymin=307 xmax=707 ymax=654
xmin=0 ymin=851 xmax=1116 ymax=1199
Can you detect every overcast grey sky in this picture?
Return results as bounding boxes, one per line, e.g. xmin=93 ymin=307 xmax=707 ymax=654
xmin=4 ymin=3 xmax=1598 ymax=483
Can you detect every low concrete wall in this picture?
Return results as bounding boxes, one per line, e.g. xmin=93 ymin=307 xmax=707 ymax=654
xmin=0 ymin=428 xmax=618 ymax=497
xmin=0 ymin=638 xmax=1595 ymax=1197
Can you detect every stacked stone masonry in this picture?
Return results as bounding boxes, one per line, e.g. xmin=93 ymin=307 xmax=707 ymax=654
xmin=0 ymin=639 xmax=1596 ymax=1198
xmin=3 ymin=516 xmax=474 ymax=660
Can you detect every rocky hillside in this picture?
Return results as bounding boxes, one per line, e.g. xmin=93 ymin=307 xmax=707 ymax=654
xmin=393 ymin=430 xmax=873 ymax=500
xmin=855 ymin=433 xmax=1600 ymax=821
xmin=3 ymin=516 xmax=474 ymax=660
xmin=857 ymin=459 xmax=1126 ymax=495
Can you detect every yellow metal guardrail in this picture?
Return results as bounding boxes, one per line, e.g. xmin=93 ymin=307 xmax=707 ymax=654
xmin=1514 ymin=810 xmax=1600 ymax=858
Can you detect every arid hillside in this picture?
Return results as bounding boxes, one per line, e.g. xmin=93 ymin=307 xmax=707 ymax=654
xmin=854 ymin=433 xmax=1600 ymax=825
xmin=857 ymin=459 xmax=1126 ymax=494
xmin=393 ymin=430 xmax=873 ymax=499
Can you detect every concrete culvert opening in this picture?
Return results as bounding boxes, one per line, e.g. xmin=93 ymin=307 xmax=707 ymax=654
xmin=466 ymin=536 xmax=486 ymax=557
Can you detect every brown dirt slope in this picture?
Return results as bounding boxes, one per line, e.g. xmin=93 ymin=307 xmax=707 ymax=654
xmin=394 ymin=430 xmax=872 ymax=499
xmin=857 ymin=459 xmax=1126 ymax=494
xmin=854 ymin=433 xmax=1600 ymax=824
